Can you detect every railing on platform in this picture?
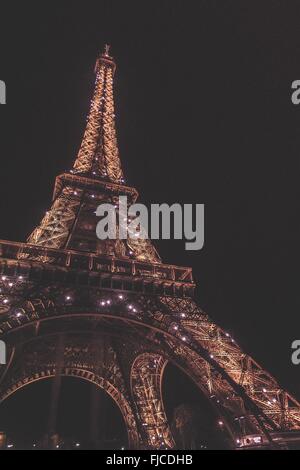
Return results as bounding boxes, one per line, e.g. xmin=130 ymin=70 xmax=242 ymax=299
xmin=0 ymin=239 xmax=194 ymax=285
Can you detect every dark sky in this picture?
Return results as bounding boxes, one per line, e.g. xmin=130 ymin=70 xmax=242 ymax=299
xmin=0 ymin=1 xmax=300 ymax=408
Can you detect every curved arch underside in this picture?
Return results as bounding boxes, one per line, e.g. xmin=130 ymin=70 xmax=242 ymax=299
xmin=0 ymin=367 xmax=137 ymax=448
xmin=1 ymin=285 xmax=300 ymax=449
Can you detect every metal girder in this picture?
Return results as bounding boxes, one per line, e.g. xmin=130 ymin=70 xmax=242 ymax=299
xmin=131 ymin=353 xmax=174 ymax=449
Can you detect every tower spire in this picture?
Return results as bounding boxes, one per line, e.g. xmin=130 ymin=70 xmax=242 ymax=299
xmin=72 ymin=45 xmax=124 ymax=183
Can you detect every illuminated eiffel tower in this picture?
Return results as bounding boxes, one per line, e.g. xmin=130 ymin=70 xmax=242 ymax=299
xmin=0 ymin=45 xmax=300 ymax=449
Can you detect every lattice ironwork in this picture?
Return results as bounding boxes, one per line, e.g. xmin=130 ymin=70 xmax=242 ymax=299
xmin=1 ymin=282 xmax=300 ymax=448
xmin=0 ymin=335 xmax=139 ymax=448
xmin=24 ymin=187 xmax=81 ymax=251
xmin=131 ymin=353 xmax=174 ymax=449
xmin=22 ymin=46 xmax=161 ymax=263
xmin=73 ymin=46 xmax=123 ymax=182
xmin=0 ymin=46 xmax=300 ymax=450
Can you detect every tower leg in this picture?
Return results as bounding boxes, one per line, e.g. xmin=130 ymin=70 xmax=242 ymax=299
xmin=131 ymin=353 xmax=175 ymax=449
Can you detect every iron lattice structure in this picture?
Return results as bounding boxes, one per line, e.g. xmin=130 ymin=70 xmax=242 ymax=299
xmin=0 ymin=46 xmax=300 ymax=449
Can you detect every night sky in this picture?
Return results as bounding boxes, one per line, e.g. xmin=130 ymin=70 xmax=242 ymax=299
xmin=1 ymin=0 xmax=300 ymax=435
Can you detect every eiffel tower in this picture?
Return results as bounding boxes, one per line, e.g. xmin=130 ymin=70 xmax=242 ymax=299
xmin=0 ymin=45 xmax=300 ymax=450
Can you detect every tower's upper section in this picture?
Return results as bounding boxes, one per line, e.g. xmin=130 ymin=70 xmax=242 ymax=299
xmin=23 ymin=46 xmax=161 ymax=263
xmin=72 ymin=45 xmax=124 ymax=183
